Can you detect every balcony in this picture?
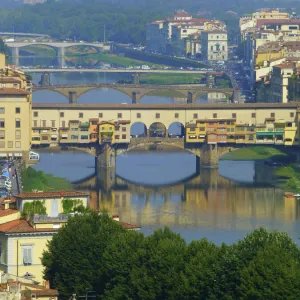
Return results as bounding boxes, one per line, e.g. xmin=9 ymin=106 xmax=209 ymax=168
xmin=31 ymin=214 xmax=70 ymax=224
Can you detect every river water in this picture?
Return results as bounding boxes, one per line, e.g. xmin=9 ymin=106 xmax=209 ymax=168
xmin=30 ymin=71 xmax=300 ymax=244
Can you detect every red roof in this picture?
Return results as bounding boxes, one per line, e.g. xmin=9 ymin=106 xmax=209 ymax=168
xmin=0 ymin=88 xmax=29 ymax=95
xmin=257 ymin=19 xmax=300 ymax=28
xmin=0 ymin=78 xmax=21 ymax=83
xmin=15 ymin=191 xmax=89 ymax=199
xmin=0 ymin=219 xmax=58 ymax=234
xmin=0 ymin=209 xmax=19 ymax=217
xmin=119 ymin=221 xmax=140 ymax=230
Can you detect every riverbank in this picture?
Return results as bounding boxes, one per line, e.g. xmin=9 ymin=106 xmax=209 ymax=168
xmin=221 ymin=146 xmax=290 ymax=161
xmin=22 ymin=167 xmax=73 ymax=192
xmin=273 ymin=165 xmax=300 ymax=192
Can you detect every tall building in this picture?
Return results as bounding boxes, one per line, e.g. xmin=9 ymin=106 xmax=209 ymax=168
xmin=0 ymin=53 xmax=32 ymax=159
xmin=201 ymin=31 xmax=228 ymax=61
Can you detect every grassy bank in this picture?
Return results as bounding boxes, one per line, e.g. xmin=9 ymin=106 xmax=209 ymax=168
xmin=221 ymin=146 xmax=289 ymax=161
xmin=20 ymin=45 xmax=56 ymax=57
xmin=139 ymin=73 xmax=204 ymax=85
xmin=22 ymin=167 xmax=73 ymax=192
xmin=273 ymin=165 xmax=300 ymax=192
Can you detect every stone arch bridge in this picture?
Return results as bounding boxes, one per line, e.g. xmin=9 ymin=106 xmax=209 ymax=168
xmin=32 ymin=84 xmax=234 ymax=104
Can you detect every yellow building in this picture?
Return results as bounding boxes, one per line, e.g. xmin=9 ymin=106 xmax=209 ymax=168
xmin=15 ymin=191 xmax=89 ymax=217
xmin=99 ymin=121 xmax=115 ymax=144
xmin=0 ymin=53 xmax=32 ymax=159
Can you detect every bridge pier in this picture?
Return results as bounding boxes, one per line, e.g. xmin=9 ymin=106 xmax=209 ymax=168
xmin=40 ymin=73 xmax=51 ymax=86
xmin=187 ymin=92 xmax=195 ymax=104
xmin=11 ymin=47 xmax=20 ymax=66
xmin=57 ymin=47 xmax=66 ymax=68
xmin=199 ymin=144 xmax=219 ymax=168
xmin=95 ymin=144 xmax=116 ymax=191
xmin=68 ymin=91 xmax=78 ymax=104
xmin=132 ymin=92 xmax=141 ymax=104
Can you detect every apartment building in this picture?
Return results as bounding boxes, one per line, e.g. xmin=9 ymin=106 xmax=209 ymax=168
xmin=201 ymin=31 xmax=228 ymax=61
xmin=0 ymin=53 xmax=32 ymax=159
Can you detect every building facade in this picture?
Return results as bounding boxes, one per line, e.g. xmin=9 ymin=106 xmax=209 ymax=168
xmin=201 ymin=31 xmax=228 ymax=61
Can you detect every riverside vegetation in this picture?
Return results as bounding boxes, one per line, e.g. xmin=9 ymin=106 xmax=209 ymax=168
xmin=42 ymin=211 xmax=300 ymax=300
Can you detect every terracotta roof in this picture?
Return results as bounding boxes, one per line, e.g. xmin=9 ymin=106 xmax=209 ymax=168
xmin=0 ymin=219 xmax=59 ymax=234
xmin=257 ymin=19 xmax=300 ymax=28
xmin=0 ymin=209 xmax=19 ymax=217
xmin=0 ymin=88 xmax=29 ymax=95
xmin=0 ymin=78 xmax=21 ymax=83
xmin=15 ymin=191 xmax=89 ymax=199
xmin=21 ymin=284 xmax=58 ymax=297
xmin=119 ymin=221 xmax=140 ymax=230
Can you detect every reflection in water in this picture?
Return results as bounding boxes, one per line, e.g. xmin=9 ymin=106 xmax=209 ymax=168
xmin=33 ymin=152 xmax=300 ymax=244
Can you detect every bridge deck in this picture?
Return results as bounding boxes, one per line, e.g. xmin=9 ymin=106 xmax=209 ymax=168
xmin=32 ymin=102 xmax=299 ymax=110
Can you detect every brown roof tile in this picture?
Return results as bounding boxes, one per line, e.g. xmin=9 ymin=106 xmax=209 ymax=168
xmin=15 ymin=191 xmax=89 ymax=199
xmin=119 ymin=221 xmax=140 ymax=230
xmin=0 ymin=209 xmax=19 ymax=217
xmin=0 ymin=78 xmax=21 ymax=83
xmin=0 ymin=88 xmax=29 ymax=95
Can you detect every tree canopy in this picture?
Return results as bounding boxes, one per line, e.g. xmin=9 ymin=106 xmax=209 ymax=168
xmin=42 ymin=213 xmax=300 ymax=299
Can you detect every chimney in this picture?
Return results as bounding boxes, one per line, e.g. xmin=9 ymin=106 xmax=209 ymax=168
xmin=44 ymin=280 xmax=50 ymax=289
xmin=4 ymin=199 xmax=10 ymax=210
xmin=112 ymin=214 xmax=120 ymax=222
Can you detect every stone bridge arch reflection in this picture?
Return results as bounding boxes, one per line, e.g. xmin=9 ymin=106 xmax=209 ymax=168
xmin=72 ymin=163 xmax=288 ymax=232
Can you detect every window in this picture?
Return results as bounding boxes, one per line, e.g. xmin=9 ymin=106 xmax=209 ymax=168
xmin=137 ymin=113 xmax=141 ymax=118
xmin=0 ymin=131 xmax=4 ymax=140
xmin=60 ymin=112 xmax=64 ymax=117
xmin=213 ymin=113 xmax=217 ymax=118
xmin=13 ymin=84 xmax=18 ymax=88
xmin=122 ymin=127 xmax=126 ymax=132
xmin=15 ymin=130 xmax=21 ymax=139
xmin=118 ymin=113 xmax=122 ymax=118
xmin=115 ymin=125 xmax=120 ymax=131
xmin=0 ymin=142 xmax=4 ymax=148
xmin=115 ymin=135 xmax=120 ymax=139
xmin=34 ymin=112 xmax=38 ymax=117
xmin=15 ymin=107 xmax=20 ymax=114
xmin=51 ymin=121 xmax=55 ymax=127
xmin=22 ymin=246 xmax=33 ymax=266
xmin=251 ymin=113 xmax=256 ymax=118
xmin=290 ymin=112 xmax=295 ymax=118
xmin=156 ymin=113 xmax=160 ymax=119
xmin=33 ymin=120 xmax=37 ymax=127
xmin=175 ymin=113 xmax=179 ymax=118
xmin=222 ymin=46 xmax=225 ymax=51
xmin=42 ymin=120 xmax=46 ymax=127
xmin=232 ymin=113 xmax=236 ymax=118
xmin=79 ymin=113 xmax=83 ymax=118
xmin=99 ymin=113 xmax=103 ymax=118
xmin=0 ymin=119 xmax=4 ymax=128
xmin=7 ymin=141 xmax=13 ymax=148
xmin=271 ymin=113 xmax=275 ymax=118
xmin=62 ymin=121 xmax=66 ymax=127
xmin=1 ymin=84 xmax=5 ymax=88
xmin=42 ymin=136 xmax=48 ymax=141
xmin=211 ymin=46 xmax=213 ymax=50
xmin=15 ymin=141 xmax=21 ymax=148
xmin=199 ymin=127 xmax=205 ymax=131
xmin=0 ymin=108 xmax=4 ymax=114
xmin=15 ymin=119 xmax=20 ymax=128
xmin=193 ymin=113 xmax=198 ymax=119
xmin=122 ymin=134 xmax=126 ymax=139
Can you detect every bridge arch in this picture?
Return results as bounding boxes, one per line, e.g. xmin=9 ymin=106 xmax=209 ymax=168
xmin=76 ymin=87 xmax=132 ymax=103
xmin=16 ymin=43 xmax=59 ymax=54
xmin=149 ymin=122 xmax=167 ymax=137
xmin=139 ymin=89 xmax=187 ymax=102
xmin=32 ymin=89 xmax=69 ymax=103
xmin=130 ymin=121 xmax=148 ymax=137
xmin=194 ymin=91 xmax=232 ymax=103
xmin=168 ymin=122 xmax=185 ymax=137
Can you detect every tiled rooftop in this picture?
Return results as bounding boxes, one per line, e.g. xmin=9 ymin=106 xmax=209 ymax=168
xmin=0 ymin=88 xmax=29 ymax=95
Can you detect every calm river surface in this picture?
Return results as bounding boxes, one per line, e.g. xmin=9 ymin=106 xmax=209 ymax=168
xmin=31 ymin=71 xmax=300 ymax=244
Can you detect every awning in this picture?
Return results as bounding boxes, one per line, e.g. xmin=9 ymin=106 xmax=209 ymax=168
xmin=275 ymin=132 xmax=284 ymax=136
xmin=51 ymin=135 xmax=58 ymax=139
xmin=61 ymin=134 xmax=68 ymax=138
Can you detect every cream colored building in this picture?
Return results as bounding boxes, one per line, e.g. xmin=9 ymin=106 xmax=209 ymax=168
xmin=0 ymin=53 xmax=32 ymax=159
xmin=201 ymin=31 xmax=228 ymax=61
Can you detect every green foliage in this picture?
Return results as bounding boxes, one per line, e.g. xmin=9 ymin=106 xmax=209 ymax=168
xmin=22 ymin=167 xmax=73 ymax=192
xmin=22 ymin=200 xmax=46 ymax=216
xmin=42 ymin=215 xmax=300 ymax=299
xmin=62 ymin=199 xmax=83 ymax=214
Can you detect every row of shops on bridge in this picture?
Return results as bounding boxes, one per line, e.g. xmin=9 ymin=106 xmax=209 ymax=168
xmin=186 ymin=118 xmax=297 ymax=146
xmin=30 ymin=116 xmax=298 ymax=147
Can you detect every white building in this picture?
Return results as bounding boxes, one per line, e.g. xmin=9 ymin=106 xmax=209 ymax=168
xmin=201 ymin=31 xmax=228 ymax=61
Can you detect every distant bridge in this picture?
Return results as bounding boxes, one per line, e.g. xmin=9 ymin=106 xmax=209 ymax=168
xmin=32 ymin=83 xmax=234 ymax=103
xmin=24 ymin=68 xmax=211 ymax=74
xmin=0 ymin=32 xmax=50 ymax=37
